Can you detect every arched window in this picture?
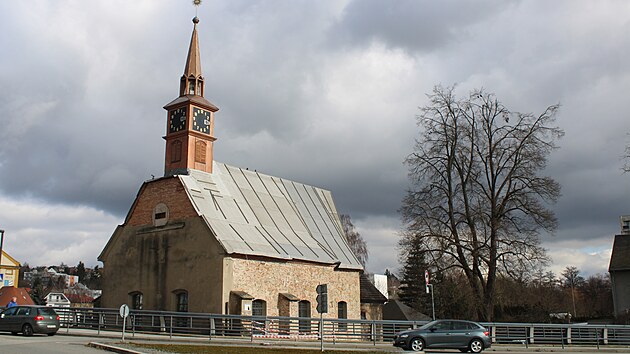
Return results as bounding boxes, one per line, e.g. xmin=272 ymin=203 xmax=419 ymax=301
xmin=298 ymin=300 xmax=311 ymax=333
xmin=252 ymin=299 xmax=266 ymax=317
xmin=171 ymin=140 xmax=182 ymax=163
xmin=129 ymin=292 xmax=143 ymax=310
xmin=153 ymin=203 xmax=169 ymax=227
xmin=195 ymin=140 xmax=207 ymax=163
xmin=338 ymin=301 xmax=347 ymax=331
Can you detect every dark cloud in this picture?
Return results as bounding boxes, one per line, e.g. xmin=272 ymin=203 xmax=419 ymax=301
xmin=330 ymin=0 xmax=516 ymax=53
xmin=0 ymin=1 xmax=629 ymax=275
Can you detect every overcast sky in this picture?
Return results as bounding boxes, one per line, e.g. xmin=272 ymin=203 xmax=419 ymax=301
xmin=1 ymin=1 xmax=628 ymax=278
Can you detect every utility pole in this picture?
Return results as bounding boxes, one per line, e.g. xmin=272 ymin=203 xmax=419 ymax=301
xmin=0 ymin=229 xmax=5 ymax=267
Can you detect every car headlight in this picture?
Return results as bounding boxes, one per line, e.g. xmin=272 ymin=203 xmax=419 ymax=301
xmin=399 ymin=334 xmax=409 ymax=338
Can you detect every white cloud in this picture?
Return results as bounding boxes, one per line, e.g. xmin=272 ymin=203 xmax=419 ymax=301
xmin=0 ymin=194 xmax=120 ymax=267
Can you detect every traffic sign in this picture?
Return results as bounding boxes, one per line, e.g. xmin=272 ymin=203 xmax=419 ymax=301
xmin=316 ymin=284 xmax=328 ymax=313
xmin=119 ymin=304 xmax=130 ymax=318
xmin=425 ymin=270 xmax=430 ymax=285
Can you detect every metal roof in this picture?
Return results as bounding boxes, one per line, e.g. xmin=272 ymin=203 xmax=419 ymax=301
xmin=178 ymin=162 xmax=363 ymax=270
xmin=609 ymin=234 xmax=630 ymax=272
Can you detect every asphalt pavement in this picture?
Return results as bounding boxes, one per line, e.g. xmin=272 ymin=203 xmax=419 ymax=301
xmin=33 ymin=328 xmax=630 ymax=354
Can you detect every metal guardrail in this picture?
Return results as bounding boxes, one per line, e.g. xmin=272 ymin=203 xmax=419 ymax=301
xmin=50 ymin=307 xmax=630 ymax=347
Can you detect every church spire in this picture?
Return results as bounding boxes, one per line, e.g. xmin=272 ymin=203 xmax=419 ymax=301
xmin=184 ymin=17 xmax=202 ymax=78
xmin=180 ymin=17 xmax=204 ymax=97
xmin=163 ymin=14 xmax=219 ymax=177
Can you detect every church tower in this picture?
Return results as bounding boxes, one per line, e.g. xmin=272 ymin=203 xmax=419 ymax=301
xmin=163 ymin=16 xmax=218 ymax=176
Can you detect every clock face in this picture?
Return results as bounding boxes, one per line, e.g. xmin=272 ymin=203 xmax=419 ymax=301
xmin=169 ymin=108 xmax=187 ymax=133
xmin=192 ymin=107 xmax=211 ymax=134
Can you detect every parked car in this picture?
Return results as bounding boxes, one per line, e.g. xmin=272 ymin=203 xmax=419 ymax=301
xmin=393 ymin=319 xmax=491 ymax=352
xmin=0 ymin=305 xmax=60 ymax=336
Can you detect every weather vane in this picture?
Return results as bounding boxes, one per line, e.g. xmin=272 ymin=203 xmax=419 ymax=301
xmin=193 ymin=0 xmax=202 ymax=17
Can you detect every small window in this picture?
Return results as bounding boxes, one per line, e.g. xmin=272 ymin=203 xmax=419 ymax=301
xmin=130 ymin=292 xmax=143 ymax=310
xmin=195 ymin=140 xmax=207 ymax=163
xmin=171 ymin=140 xmax=182 ymax=163
xmin=188 ymin=80 xmax=195 ymax=95
xmin=197 ymin=81 xmax=203 ymax=96
xmin=153 ymin=203 xmax=169 ymax=227
xmin=176 ymin=291 xmax=188 ymax=312
xmin=338 ymin=301 xmax=347 ymax=331
xmin=252 ymin=299 xmax=266 ymax=317
xmin=298 ymin=300 xmax=311 ymax=333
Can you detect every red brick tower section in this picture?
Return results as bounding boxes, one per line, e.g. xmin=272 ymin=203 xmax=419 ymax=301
xmin=163 ymin=16 xmax=219 ymax=176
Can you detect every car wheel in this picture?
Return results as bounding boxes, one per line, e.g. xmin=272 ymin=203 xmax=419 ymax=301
xmin=22 ymin=324 xmax=34 ymax=337
xmin=469 ymin=338 xmax=484 ymax=353
xmin=409 ymin=337 xmax=425 ymax=352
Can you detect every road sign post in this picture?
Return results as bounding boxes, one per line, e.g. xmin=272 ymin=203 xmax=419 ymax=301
xmin=316 ymin=284 xmax=328 ymax=352
xmin=425 ymin=270 xmax=435 ymax=320
xmin=119 ymin=304 xmax=130 ymax=341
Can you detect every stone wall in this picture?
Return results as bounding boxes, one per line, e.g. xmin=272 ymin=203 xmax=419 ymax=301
xmin=226 ymin=256 xmax=361 ymax=319
xmin=360 ymin=303 xmax=383 ymax=321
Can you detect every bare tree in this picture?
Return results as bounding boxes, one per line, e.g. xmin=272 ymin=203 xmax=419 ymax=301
xmin=561 ymin=266 xmax=584 ymax=318
xmin=340 ymin=214 xmax=369 ymax=268
xmin=401 ymin=86 xmax=563 ymax=320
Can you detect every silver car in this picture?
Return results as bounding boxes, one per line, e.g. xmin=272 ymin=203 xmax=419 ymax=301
xmin=393 ymin=319 xmax=492 ymax=352
xmin=0 ymin=305 xmax=60 ymax=336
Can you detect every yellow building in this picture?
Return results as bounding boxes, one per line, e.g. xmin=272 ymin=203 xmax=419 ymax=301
xmin=0 ymin=250 xmax=20 ymax=288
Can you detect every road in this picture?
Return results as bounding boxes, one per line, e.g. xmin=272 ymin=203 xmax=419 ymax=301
xmin=0 ymin=332 xmax=106 ymax=354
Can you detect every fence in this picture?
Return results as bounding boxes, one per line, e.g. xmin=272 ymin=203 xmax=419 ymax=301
xmin=51 ymin=307 xmax=630 ymax=347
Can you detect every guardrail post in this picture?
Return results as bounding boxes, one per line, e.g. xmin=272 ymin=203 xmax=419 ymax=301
xmin=372 ymin=321 xmax=376 ymax=346
xmin=603 ymin=327 xmax=608 ymax=345
xmin=491 ymin=326 xmax=496 ymax=343
xmin=566 ymin=327 xmax=571 ymax=345
xmin=529 ymin=325 xmax=534 ymax=344
xmin=209 ymin=315 xmax=214 ymax=340
xmin=98 ymin=312 xmax=102 ymax=335
xmin=169 ymin=316 xmax=173 ymax=339
xmin=596 ymin=327 xmax=600 ymax=349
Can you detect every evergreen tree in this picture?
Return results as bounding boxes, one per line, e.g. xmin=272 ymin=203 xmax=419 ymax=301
xmin=76 ymin=261 xmax=86 ymax=283
xmin=398 ymin=233 xmax=430 ymax=313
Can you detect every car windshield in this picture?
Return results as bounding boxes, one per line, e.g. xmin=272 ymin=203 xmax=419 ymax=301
xmin=38 ymin=308 xmax=58 ymax=316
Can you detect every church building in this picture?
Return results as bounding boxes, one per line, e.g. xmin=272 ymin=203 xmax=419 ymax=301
xmin=98 ymin=16 xmax=363 ymax=320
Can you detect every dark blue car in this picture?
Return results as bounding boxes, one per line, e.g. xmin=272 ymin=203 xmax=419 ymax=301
xmin=393 ymin=319 xmax=491 ymax=352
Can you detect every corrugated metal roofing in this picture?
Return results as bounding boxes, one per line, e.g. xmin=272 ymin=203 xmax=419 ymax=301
xmin=178 ymin=162 xmax=363 ymax=270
